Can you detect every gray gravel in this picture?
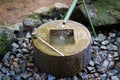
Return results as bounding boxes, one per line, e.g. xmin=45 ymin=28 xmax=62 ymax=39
xmin=0 ymin=28 xmax=119 ymax=80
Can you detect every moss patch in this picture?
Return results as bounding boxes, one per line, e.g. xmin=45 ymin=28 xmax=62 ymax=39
xmin=0 ymin=32 xmax=12 ymax=58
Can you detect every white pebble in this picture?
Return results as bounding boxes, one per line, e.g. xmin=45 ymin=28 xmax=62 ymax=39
xmin=109 ymin=32 xmax=116 ymax=37
xmin=22 ymin=48 xmax=29 ymax=53
xmin=12 ymin=42 xmax=19 ymax=48
xmin=22 ymin=43 xmax=27 ymax=48
xmin=102 ymin=60 xmax=109 ymax=68
xmin=26 ymin=32 xmax=31 ymax=38
xmin=89 ymin=60 xmax=95 ymax=66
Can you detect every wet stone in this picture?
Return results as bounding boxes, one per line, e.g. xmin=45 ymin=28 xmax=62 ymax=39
xmin=26 ymin=32 xmax=32 ymax=38
xmin=21 ymin=48 xmax=29 ymax=53
xmin=95 ymin=77 xmax=101 ymax=80
xmin=114 ymin=57 xmax=119 ymax=61
xmin=1 ymin=67 xmax=9 ymax=74
xmin=116 ymin=37 xmax=120 ymax=43
xmin=40 ymin=73 xmax=48 ymax=80
xmin=108 ymin=53 xmax=113 ymax=61
xmin=92 ymin=46 xmax=99 ymax=53
xmin=95 ymin=34 xmax=106 ymax=42
xmin=18 ymin=40 xmax=23 ymax=45
xmin=10 ymin=65 xmax=15 ymax=70
xmin=117 ymin=75 xmax=120 ymax=79
xmin=97 ymin=66 xmax=107 ymax=73
xmin=48 ymin=74 xmax=56 ymax=80
xmin=21 ymin=67 xmax=27 ymax=72
xmin=10 ymin=55 xmax=15 ymax=59
xmin=42 ymin=19 xmax=49 ymax=23
xmin=16 ymin=53 xmax=23 ymax=58
xmin=94 ymin=55 xmax=102 ymax=65
xmin=33 ymin=19 xmax=42 ymax=27
xmin=33 ymin=73 xmax=41 ymax=80
xmin=27 ymin=62 xmax=34 ymax=67
xmin=24 ymin=54 xmax=31 ymax=57
xmin=12 ymin=42 xmax=19 ymax=48
xmin=114 ymin=52 xmax=119 ymax=57
xmin=21 ymin=72 xmax=32 ymax=79
xmin=23 ymin=19 xmax=34 ymax=28
xmin=88 ymin=74 xmax=95 ymax=79
xmin=12 ymin=48 xmax=18 ymax=52
xmin=0 ymin=72 xmax=4 ymax=79
xmin=94 ymin=73 xmax=99 ymax=77
xmin=15 ymin=75 xmax=22 ymax=80
xmin=13 ymin=58 xmax=19 ymax=62
xmin=13 ymin=62 xmax=19 ymax=68
xmin=28 ymin=77 xmax=34 ymax=80
xmin=22 ymin=42 xmax=27 ymax=48
xmin=93 ymin=41 xmax=100 ymax=46
xmin=101 ymin=73 xmax=107 ymax=80
xmin=9 ymin=70 xmax=15 ymax=76
xmin=22 ymin=56 xmax=27 ymax=59
xmin=48 ymin=19 xmax=53 ymax=22
xmin=19 ymin=59 xmax=26 ymax=64
xmin=89 ymin=60 xmax=95 ymax=66
xmin=26 ymin=67 xmax=34 ymax=72
xmin=100 ymin=45 xmax=107 ymax=50
xmin=111 ymin=76 xmax=119 ymax=80
xmin=1 ymin=75 xmax=10 ymax=80
xmin=109 ymin=32 xmax=116 ymax=37
xmin=107 ymin=43 xmax=118 ymax=50
xmin=101 ymin=40 xmax=109 ymax=45
xmin=14 ymin=68 xmax=21 ymax=75
xmin=108 ymin=69 xmax=118 ymax=76
xmin=72 ymin=76 xmax=78 ymax=80
xmin=108 ymin=61 xmax=114 ymax=68
xmin=110 ymin=38 xmax=116 ymax=43
xmin=3 ymin=52 xmax=10 ymax=60
xmin=90 ymin=48 xmax=94 ymax=53
xmin=17 ymin=49 xmax=23 ymax=53
xmin=28 ymin=56 xmax=33 ymax=61
xmin=102 ymin=60 xmax=109 ymax=68
xmin=113 ymin=41 xmax=119 ymax=46
xmin=4 ymin=60 xmax=10 ymax=67
xmin=80 ymin=73 xmax=88 ymax=80
xmin=101 ymin=50 xmax=108 ymax=60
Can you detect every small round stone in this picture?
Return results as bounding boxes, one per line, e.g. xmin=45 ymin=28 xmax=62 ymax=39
xmin=13 ymin=62 xmax=19 ymax=68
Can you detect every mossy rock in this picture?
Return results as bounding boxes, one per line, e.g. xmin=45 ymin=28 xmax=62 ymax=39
xmin=79 ymin=0 xmax=120 ymax=26
xmin=0 ymin=29 xmax=12 ymax=58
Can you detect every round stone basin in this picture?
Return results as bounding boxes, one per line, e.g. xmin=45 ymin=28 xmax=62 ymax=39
xmin=33 ymin=20 xmax=91 ymax=77
xmin=33 ymin=20 xmax=91 ymax=56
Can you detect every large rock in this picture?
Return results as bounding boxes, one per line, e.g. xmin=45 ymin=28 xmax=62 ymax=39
xmin=79 ymin=0 xmax=120 ymax=26
xmin=0 ymin=26 xmax=14 ymax=40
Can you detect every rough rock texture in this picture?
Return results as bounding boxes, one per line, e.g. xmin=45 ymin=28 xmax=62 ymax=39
xmin=79 ymin=0 xmax=120 ymax=26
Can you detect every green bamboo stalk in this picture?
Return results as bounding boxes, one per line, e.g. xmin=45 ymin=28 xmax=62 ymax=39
xmin=64 ymin=0 xmax=78 ymax=23
xmin=82 ymin=0 xmax=97 ymax=37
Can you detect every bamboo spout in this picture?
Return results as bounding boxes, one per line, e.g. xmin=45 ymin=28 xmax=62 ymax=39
xmin=63 ymin=0 xmax=78 ymax=24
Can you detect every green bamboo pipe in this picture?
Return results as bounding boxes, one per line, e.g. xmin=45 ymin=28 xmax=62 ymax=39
xmin=63 ymin=0 xmax=78 ymax=24
xmin=82 ymin=0 xmax=97 ymax=37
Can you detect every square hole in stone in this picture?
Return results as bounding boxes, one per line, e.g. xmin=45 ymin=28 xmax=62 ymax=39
xmin=50 ymin=29 xmax=74 ymax=45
